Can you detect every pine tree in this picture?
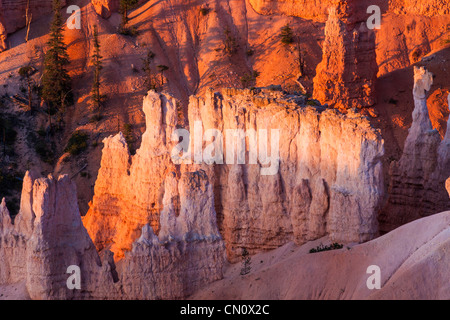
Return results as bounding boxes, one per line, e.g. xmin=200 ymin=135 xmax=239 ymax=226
xmin=42 ymin=0 xmax=72 ymax=123
xmin=280 ymin=23 xmax=294 ymax=45
xmin=91 ymin=25 xmax=103 ymax=118
xmin=296 ymin=37 xmax=305 ymax=76
xmin=142 ymin=49 xmax=156 ymax=91
xmin=120 ymin=0 xmax=138 ymax=26
xmin=223 ymin=26 xmax=238 ymax=55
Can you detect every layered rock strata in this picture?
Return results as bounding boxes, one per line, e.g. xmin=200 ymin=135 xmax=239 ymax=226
xmin=85 ymin=89 xmax=385 ymax=261
xmin=380 ymin=67 xmax=450 ymax=232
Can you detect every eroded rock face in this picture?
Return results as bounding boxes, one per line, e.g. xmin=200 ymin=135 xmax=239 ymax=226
xmin=0 ymin=0 xmax=67 ymax=52
xmin=85 ymin=89 xmax=385 ymax=262
xmin=83 ymin=93 xmax=180 ymax=260
xmin=192 ymin=211 xmax=450 ymax=300
xmin=248 ymin=0 xmax=389 ymax=23
xmin=248 ymin=0 xmax=449 ymax=20
xmin=380 ymin=67 xmax=450 ymax=232
xmin=0 ymin=9 xmax=6 ymax=52
xmin=118 ymin=170 xmax=225 ymax=299
xmin=0 ymin=173 xmax=118 ymax=299
xmin=313 ymin=7 xmax=378 ymax=109
xmin=91 ymin=0 xmax=119 ymax=19
xmin=1 ymin=169 xmax=224 ymax=299
xmin=90 ymin=0 xmax=147 ymax=19
xmin=389 ymin=0 xmax=450 ymax=15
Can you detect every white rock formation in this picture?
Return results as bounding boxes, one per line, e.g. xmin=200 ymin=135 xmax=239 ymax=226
xmin=0 ymin=173 xmax=119 ymax=299
xmin=382 ymin=67 xmax=450 ymax=232
xmin=118 ymin=170 xmax=225 ymax=299
xmin=85 ymin=89 xmax=385 ymax=262
xmin=1 ymin=170 xmax=224 ymax=299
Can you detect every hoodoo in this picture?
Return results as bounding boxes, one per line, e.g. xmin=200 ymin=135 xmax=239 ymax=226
xmin=0 ymin=0 xmax=449 ymax=301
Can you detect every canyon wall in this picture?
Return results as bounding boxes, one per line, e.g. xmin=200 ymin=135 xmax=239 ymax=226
xmin=389 ymin=0 xmax=450 ymax=15
xmin=380 ymin=67 xmax=450 ymax=233
xmin=248 ymin=0 xmax=449 ymax=20
xmin=84 ymin=88 xmax=385 ymax=261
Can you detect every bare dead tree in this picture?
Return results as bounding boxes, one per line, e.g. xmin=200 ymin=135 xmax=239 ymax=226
xmin=25 ymin=0 xmax=33 ymax=42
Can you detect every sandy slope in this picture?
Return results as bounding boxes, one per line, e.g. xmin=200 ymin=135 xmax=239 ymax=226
xmin=0 ymin=281 xmax=30 ymax=300
xmin=0 ymin=212 xmax=448 ymax=300
xmin=191 ymin=211 xmax=450 ymax=300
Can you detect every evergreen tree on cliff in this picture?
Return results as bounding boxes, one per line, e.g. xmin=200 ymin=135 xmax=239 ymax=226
xmin=91 ymin=25 xmax=103 ymax=118
xmin=120 ymin=0 xmax=138 ymax=26
xmin=42 ymin=0 xmax=72 ymax=121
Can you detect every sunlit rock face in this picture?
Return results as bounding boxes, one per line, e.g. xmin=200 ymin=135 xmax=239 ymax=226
xmin=91 ymin=0 xmax=119 ymax=19
xmin=389 ymin=0 xmax=450 ymax=15
xmin=313 ymin=7 xmax=378 ymax=109
xmin=90 ymin=0 xmax=147 ymax=18
xmin=447 ymin=178 xmax=450 ymax=198
xmin=380 ymin=67 xmax=450 ymax=233
xmin=247 ymin=0 xmax=389 ymax=23
xmin=248 ymin=0 xmax=449 ymax=20
xmin=0 ymin=10 xmax=6 ymax=52
xmin=84 ymin=89 xmax=385 ymax=262
xmin=118 ymin=170 xmax=225 ymax=300
xmin=82 ymin=93 xmax=180 ymax=261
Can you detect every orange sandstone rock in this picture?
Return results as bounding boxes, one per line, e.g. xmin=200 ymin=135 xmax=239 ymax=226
xmin=313 ymin=7 xmax=378 ymax=109
xmin=91 ymin=0 xmax=119 ymax=19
